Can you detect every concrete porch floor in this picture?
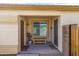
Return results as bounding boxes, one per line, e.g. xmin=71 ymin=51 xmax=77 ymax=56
xmin=18 ymin=44 xmax=62 ymax=56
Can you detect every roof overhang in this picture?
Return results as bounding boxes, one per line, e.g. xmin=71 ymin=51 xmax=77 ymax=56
xmin=0 ymin=4 xmax=79 ymax=11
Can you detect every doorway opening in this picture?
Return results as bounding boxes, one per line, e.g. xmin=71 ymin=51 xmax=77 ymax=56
xmin=54 ymin=19 xmax=58 ymax=48
xmin=18 ymin=16 xmax=60 ymax=56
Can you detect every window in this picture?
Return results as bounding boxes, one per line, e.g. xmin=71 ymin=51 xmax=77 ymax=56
xmin=33 ymin=22 xmax=47 ymax=37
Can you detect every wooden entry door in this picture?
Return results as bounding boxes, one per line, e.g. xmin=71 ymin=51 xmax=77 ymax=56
xmin=63 ymin=25 xmax=70 ymax=56
xmin=20 ymin=20 xmax=24 ymax=51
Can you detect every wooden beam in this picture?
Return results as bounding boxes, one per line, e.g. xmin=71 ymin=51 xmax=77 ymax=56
xmin=0 ymin=4 xmax=79 ymax=11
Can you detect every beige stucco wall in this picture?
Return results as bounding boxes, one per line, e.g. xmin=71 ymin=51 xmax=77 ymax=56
xmin=0 ymin=10 xmax=79 ymax=54
xmin=0 ymin=24 xmax=18 ymax=45
xmin=61 ymin=13 xmax=79 ymax=25
xmin=0 ymin=15 xmax=18 ymax=54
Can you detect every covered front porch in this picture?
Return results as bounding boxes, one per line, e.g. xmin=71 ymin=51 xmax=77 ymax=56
xmin=18 ymin=16 xmax=59 ymax=56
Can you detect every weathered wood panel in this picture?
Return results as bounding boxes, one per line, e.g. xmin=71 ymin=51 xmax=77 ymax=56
xmin=63 ymin=25 xmax=70 ymax=56
xmin=63 ymin=24 xmax=79 ymax=56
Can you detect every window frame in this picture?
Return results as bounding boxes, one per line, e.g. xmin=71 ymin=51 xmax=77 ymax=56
xmin=32 ymin=20 xmax=48 ymax=38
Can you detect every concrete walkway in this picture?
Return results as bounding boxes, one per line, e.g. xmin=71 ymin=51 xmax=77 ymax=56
xmin=18 ymin=44 xmax=62 ymax=56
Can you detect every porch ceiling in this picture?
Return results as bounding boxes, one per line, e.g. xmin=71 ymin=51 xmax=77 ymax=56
xmin=0 ymin=4 xmax=79 ymax=11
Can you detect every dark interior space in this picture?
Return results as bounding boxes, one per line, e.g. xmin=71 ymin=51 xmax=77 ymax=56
xmin=54 ymin=19 xmax=58 ymax=47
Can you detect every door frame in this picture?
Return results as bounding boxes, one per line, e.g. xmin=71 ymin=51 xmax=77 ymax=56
xmin=18 ymin=16 xmax=27 ymax=52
